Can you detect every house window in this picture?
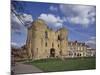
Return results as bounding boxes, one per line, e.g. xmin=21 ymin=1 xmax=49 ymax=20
xmin=80 ymin=54 xmax=81 ymax=56
xmin=74 ymin=53 xmax=76 ymax=56
xmin=77 ymin=53 xmax=80 ymax=56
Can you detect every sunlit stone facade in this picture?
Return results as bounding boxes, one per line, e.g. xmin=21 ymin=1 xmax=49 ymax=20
xmin=12 ymin=19 xmax=95 ymax=61
xmin=26 ymin=19 xmax=68 ymax=60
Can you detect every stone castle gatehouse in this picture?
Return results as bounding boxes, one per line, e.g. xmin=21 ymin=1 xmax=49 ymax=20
xmin=26 ymin=19 xmax=68 ymax=60
xmin=11 ymin=19 xmax=95 ymax=61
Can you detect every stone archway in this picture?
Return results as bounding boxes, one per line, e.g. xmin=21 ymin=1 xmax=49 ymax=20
xmin=50 ymin=48 xmax=55 ymax=57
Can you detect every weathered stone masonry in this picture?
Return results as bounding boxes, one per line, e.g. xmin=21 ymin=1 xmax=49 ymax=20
xmin=26 ymin=19 xmax=68 ymax=60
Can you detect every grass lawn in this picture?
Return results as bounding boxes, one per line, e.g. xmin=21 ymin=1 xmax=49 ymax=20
xmin=25 ymin=57 xmax=96 ymax=72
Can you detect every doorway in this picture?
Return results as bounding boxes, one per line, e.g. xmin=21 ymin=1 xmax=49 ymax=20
xmin=50 ymin=48 xmax=55 ymax=57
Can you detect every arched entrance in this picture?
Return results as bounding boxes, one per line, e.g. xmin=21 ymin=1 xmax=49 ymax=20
xmin=50 ymin=48 xmax=55 ymax=57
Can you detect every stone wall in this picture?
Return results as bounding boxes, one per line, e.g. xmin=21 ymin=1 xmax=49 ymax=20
xmin=26 ymin=19 xmax=68 ymax=60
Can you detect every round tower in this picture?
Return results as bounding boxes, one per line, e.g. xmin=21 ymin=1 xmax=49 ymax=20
xmin=58 ymin=27 xmax=68 ymax=57
xmin=26 ymin=19 xmax=47 ymax=60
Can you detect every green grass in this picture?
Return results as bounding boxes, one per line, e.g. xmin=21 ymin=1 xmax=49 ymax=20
xmin=25 ymin=57 xmax=96 ymax=72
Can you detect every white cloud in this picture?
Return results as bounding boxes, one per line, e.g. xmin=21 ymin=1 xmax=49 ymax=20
xmin=20 ymin=13 xmax=33 ymax=27
xmin=11 ymin=42 xmax=24 ymax=48
xmin=11 ymin=42 xmax=19 ymax=47
xmin=11 ymin=11 xmax=33 ymax=31
xmin=38 ymin=13 xmax=65 ymax=30
xmin=67 ymin=16 xmax=90 ymax=27
xmin=85 ymin=36 xmax=96 ymax=48
xmin=49 ymin=6 xmax=58 ymax=11
xmin=60 ymin=4 xmax=96 ymax=27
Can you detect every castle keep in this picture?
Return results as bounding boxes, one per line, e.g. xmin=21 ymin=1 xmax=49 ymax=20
xmin=26 ymin=19 xmax=68 ymax=60
xmin=11 ymin=19 xmax=95 ymax=61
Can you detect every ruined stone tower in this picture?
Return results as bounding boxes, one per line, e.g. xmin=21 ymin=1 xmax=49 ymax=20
xmin=26 ymin=19 xmax=68 ymax=60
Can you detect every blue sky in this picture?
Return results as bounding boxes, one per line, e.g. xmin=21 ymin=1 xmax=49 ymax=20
xmin=11 ymin=1 xmax=96 ymax=48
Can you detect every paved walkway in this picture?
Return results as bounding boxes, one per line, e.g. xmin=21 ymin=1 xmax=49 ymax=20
xmin=12 ymin=62 xmax=43 ymax=74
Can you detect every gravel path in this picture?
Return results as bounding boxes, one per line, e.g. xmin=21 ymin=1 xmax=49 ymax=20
xmin=12 ymin=62 xmax=43 ymax=74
